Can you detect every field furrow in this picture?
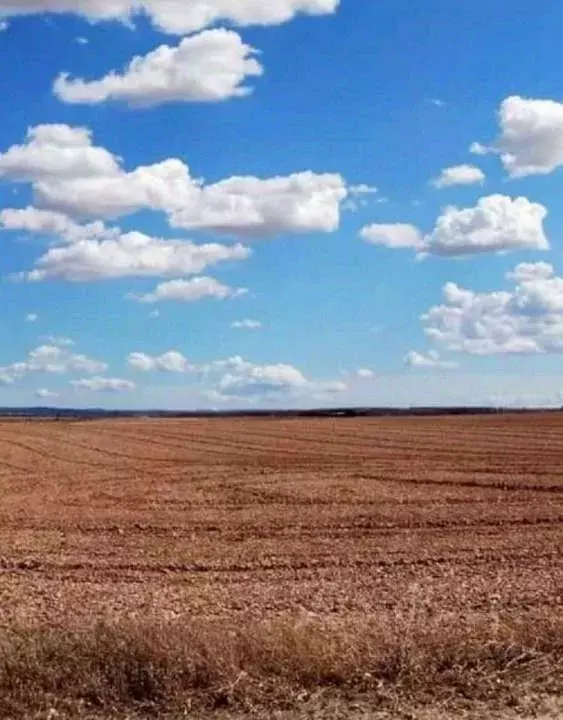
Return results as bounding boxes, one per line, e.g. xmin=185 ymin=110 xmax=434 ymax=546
xmin=0 ymin=413 xmax=560 ymax=631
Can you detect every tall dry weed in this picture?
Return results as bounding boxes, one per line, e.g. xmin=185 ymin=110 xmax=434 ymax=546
xmin=0 ymin=602 xmax=559 ymax=717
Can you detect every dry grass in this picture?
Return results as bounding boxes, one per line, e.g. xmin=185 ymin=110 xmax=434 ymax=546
xmin=0 ymin=602 xmax=560 ymax=718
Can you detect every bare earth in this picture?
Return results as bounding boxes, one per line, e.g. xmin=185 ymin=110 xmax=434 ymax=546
xmin=0 ymin=413 xmax=561 ymax=718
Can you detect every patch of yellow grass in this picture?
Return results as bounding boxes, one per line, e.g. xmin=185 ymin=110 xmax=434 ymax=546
xmin=0 ymin=605 xmax=559 ymax=718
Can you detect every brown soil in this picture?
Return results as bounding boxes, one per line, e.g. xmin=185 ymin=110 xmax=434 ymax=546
xmin=0 ymin=413 xmax=561 ymax=718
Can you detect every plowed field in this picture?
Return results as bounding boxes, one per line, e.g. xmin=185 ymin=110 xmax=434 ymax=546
xmin=0 ymin=412 xmax=561 ymax=626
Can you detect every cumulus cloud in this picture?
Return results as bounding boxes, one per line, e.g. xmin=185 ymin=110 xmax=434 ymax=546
xmin=132 ymin=276 xmax=246 ymax=304
xmin=1 ymin=206 xmax=250 ymax=282
xmin=431 ymin=164 xmax=485 ymax=188
xmin=25 ymin=313 xmax=38 ymax=323
xmin=42 ymin=335 xmax=74 ymax=347
xmin=202 ymin=355 xmax=255 ymax=373
xmin=0 ymin=124 xmax=119 ymax=182
xmin=356 ymin=368 xmax=374 ymax=378
xmin=422 ymin=262 xmax=563 ymax=355
xmin=0 ymin=0 xmax=339 ymax=34
xmin=219 ymin=363 xmax=309 ymax=398
xmin=472 ymin=96 xmax=563 ymax=177
xmin=208 ymin=357 xmax=347 ymax=400
xmin=36 ymin=388 xmax=58 ymax=399
xmin=2 ymin=206 xmax=86 ymax=236
xmin=361 ymin=195 xmax=548 ymax=257
xmin=231 ymin=319 xmax=262 ymax=330
xmin=506 ymin=261 xmax=555 ymax=283
xmin=127 ymin=350 xmax=193 ymax=373
xmin=0 ymin=126 xmax=350 ymax=238
xmin=0 ymin=207 xmax=114 ymax=248
xmin=35 ymin=159 xmax=190 ymax=219
xmin=33 ymin=233 xmax=248 ymax=282
xmin=487 ymin=390 xmax=563 ymax=409
xmin=167 ymin=171 xmax=348 ymax=237
xmin=0 ymin=344 xmax=107 ymax=384
xmin=126 ymin=351 xmax=346 ymax=401
xmin=344 ymin=183 xmax=380 ymax=211
xmin=425 ymin=195 xmax=548 ymax=256
xmin=54 ymin=30 xmax=263 ymax=107
xmin=71 ymin=376 xmax=136 ymax=392
xmin=404 ymin=350 xmax=457 ymax=369
xmin=361 ymin=223 xmax=423 ymax=250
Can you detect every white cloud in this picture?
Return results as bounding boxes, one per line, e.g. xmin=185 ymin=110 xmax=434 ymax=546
xmin=425 ymin=195 xmax=548 ymax=256
xmin=54 ymin=30 xmax=263 ymax=107
xmin=31 ymin=232 xmax=249 ymax=282
xmin=25 ymin=313 xmax=38 ymax=323
xmin=0 ymin=0 xmax=339 ymax=34
xmin=431 ymin=164 xmax=485 ymax=189
xmin=26 ymin=345 xmax=106 ymax=374
xmin=2 ymin=206 xmax=80 ymax=235
xmin=506 ymin=261 xmax=555 ymax=283
xmin=356 ymin=368 xmax=374 ymax=378
xmin=1 ymin=206 xmax=250 ymax=282
xmin=472 ymin=96 xmax=563 ymax=177
xmin=126 ymin=351 xmax=346 ymax=402
xmin=426 ymin=98 xmax=445 ymax=107
xmin=422 ymin=262 xmax=563 ymax=355
xmin=349 ymin=184 xmax=378 ymax=197
xmin=0 ymin=344 xmax=107 ymax=384
xmin=0 ymin=206 xmax=111 ymax=244
xmin=132 ymin=276 xmax=246 ymax=304
xmin=36 ymin=388 xmax=58 ymax=399
xmin=404 ymin=350 xmax=457 ymax=369
xmin=42 ymin=335 xmax=74 ymax=347
xmin=0 ymin=19 xmax=8 ymax=30
xmin=361 ymin=223 xmax=423 ymax=249
xmin=127 ymin=350 xmax=193 ymax=373
xmin=486 ymin=390 xmax=563 ymax=409
xmin=0 ymin=124 xmax=119 ymax=182
xmin=0 ymin=126 xmax=350 ymax=238
xmin=71 ymin=376 xmax=136 ymax=392
xmin=30 ymin=157 xmax=188 ymax=219
xmin=231 ymin=319 xmax=262 ymax=330
xmin=219 ymin=363 xmax=309 ymax=397
xmin=203 ymin=355 xmax=254 ymax=373
xmin=211 ymin=357 xmax=346 ymax=400
xmin=469 ymin=142 xmax=488 ymax=157
xmin=75 ymin=36 xmax=88 ymax=44
xmin=344 ymin=184 xmax=379 ymax=211
xmin=167 ymin=171 xmax=348 ymax=237
xmin=361 ymin=195 xmax=548 ymax=257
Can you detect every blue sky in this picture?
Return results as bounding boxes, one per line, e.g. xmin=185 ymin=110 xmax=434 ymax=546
xmin=2 ymin=0 xmax=563 ymax=408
